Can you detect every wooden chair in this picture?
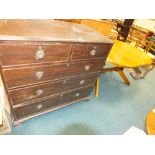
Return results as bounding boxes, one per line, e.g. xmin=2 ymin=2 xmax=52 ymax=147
xmin=127 ymin=27 xmax=148 ymax=47
xmin=116 ymin=23 xmax=131 ymax=42
xmin=136 ymin=35 xmax=155 ymax=54
xmin=146 ymin=40 xmax=155 ymax=54
xmin=138 ymin=38 xmax=152 ymax=52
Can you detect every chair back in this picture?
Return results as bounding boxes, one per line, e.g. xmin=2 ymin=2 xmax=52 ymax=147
xmin=116 ymin=23 xmax=130 ymax=41
xmin=127 ymin=27 xmax=147 ymax=47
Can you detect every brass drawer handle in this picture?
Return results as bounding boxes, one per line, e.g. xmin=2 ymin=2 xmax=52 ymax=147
xmin=36 ymin=104 xmax=43 ymax=110
xmin=80 ymin=80 xmax=85 ymax=85
xmin=60 ymin=94 xmax=64 ymax=97
xmin=36 ymin=89 xmax=44 ymax=96
xmin=35 ymin=71 xmax=44 ymax=80
xmin=90 ymin=49 xmax=96 ymax=56
xmin=62 ymin=80 xmax=66 ymax=83
xmin=84 ymin=65 xmax=90 ymax=71
xmin=75 ymin=93 xmax=80 ymax=97
xmin=36 ymin=46 xmax=45 ymax=60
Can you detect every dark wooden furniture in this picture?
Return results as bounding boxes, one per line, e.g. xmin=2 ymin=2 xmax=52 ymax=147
xmin=116 ymin=19 xmax=134 ymax=42
xmin=0 ymin=20 xmax=113 ymax=125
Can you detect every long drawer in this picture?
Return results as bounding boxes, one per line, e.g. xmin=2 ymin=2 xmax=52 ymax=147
xmin=3 ymin=59 xmax=105 ymax=89
xmin=0 ymin=43 xmax=72 ymax=66
xmin=13 ymin=86 xmax=93 ymax=121
xmin=9 ymin=73 xmax=99 ymax=106
xmin=71 ymin=43 xmax=112 ymax=60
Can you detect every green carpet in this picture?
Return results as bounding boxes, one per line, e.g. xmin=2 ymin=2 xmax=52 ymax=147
xmin=9 ymin=68 xmax=155 ymax=135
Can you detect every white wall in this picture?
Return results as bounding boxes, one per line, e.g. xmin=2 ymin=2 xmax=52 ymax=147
xmin=133 ymin=19 xmax=155 ymax=32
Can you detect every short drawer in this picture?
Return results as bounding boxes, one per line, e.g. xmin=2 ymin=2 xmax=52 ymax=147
xmin=3 ymin=59 xmax=105 ymax=89
xmin=9 ymin=73 xmax=99 ymax=106
xmin=13 ymin=86 xmax=93 ymax=120
xmin=0 ymin=43 xmax=72 ymax=66
xmin=71 ymin=43 xmax=112 ymax=60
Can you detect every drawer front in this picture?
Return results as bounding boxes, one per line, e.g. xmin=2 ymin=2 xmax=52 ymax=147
xmin=71 ymin=43 xmax=112 ymax=60
xmin=0 ymin=44 xmax=72 ymax=66
xmin=9 ymin=73 xmax=99 ymax=106
xmin=3 ymin=59 xmax=104 ymax=89
xmin=13 ymin=86 xmax=93 ymax=120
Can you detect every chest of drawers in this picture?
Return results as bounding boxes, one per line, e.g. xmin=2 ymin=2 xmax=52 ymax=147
xmin=0 ymin=20 xmax=113 ymax=125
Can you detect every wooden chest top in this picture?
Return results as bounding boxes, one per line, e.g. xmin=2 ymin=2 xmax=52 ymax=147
xmin=0 ymin=19 xmax=113 ymax=43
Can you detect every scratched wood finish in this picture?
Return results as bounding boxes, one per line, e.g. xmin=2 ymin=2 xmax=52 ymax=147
xmin=3 ymin=59 xmax=105 ymax=89
xmin=0 ymin=20 xmax=113 ymax=124
xmin=13 ymin=86 xmax=93 ymax=120
xmin=0 ymin=44 xmax=72 ymax=66
xmin=8 ymin=73 xmax=99 ymax=106
xmin=0 ymin=20 xmax=114 ymax=43
xmin=71 ymin=43 xmax=112 ymax=60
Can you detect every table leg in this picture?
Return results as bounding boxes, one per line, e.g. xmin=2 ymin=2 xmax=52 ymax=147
xmin=95 ymin=66 xmax=130 ymax=97
xmin=117 ymin=68 xmax=130 ymax=85
xmin=102 ymin=66 xmax=130 ymax=86
xmin=95 ymin=77 xmax=99 ymax=97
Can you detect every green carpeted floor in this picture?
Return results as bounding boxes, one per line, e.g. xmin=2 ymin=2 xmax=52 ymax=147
xmin=9 ymin=68 xmax=155 ymax=135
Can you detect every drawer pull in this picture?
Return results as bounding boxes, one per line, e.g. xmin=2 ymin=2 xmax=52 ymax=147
xmin=60 ymin=94 xmax=64 ymax=97
xmin=36 ymin=89 xmax=44 ymax=96
xmin=80 ymin=80 xmax=85 ymax=85
xmin=62 ymin=80 xmax=66 ymax=83
xmin=35 ymin=71 xmax=44 ymax=80
xmin=90 ymin=49 xmax=96 ymax=56
xmin=36 ymin=104 xmax=43 ymax=110
xmin=84 ymin=65 xmax=90 ymax=71
xmin=75 ymin=93 xmax=80 ymax=97
xmin=36 ymin=46 xmax=45 ymax=60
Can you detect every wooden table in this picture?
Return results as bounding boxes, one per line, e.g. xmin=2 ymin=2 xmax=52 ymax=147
xmin=108 ymin=40 xmax=153 ymax=68
xmin=95 ymin=40 xmax=154 ymax=97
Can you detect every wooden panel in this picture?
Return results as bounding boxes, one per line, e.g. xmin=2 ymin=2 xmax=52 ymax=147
xmin=0 ymin=44 xmax=72 ymax=66
xmin=80 ymin=19 xmax=114 ymax=36
xmin=71 ymin=43 xmax=112 ymax=60
xmin=3 ymin=59 xmax=104 ymax=89
xmin=9 ymin=73 xmax=99 ymax=106
xmin=13 ymin=86 xmax=93 ymax=120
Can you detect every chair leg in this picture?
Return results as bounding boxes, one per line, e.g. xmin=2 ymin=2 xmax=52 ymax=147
xmin=117 ymin=69 xmax=130 ymax=85
xmin=95 ymin=77 xmax=99 ymax=97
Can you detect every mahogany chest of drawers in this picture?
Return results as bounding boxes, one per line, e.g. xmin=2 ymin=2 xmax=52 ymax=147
xmin=0 ymin=20 xmax=113 ymax=125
